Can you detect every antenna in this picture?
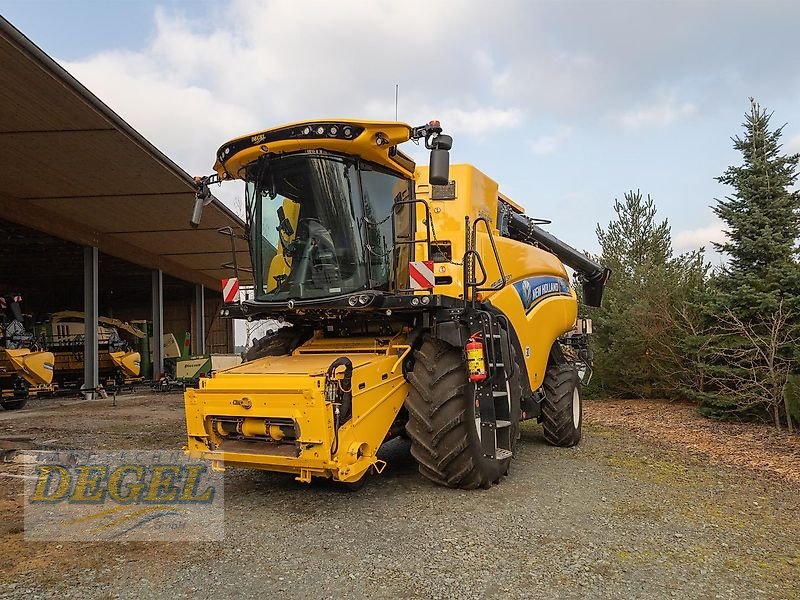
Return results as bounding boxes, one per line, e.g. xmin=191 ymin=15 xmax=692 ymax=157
xmin=395 ymin=84 xmax=399 ymax=121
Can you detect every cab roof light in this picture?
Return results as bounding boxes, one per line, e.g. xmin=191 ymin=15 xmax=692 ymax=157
xmin=217 ymin=123 xmax=365 ymax=163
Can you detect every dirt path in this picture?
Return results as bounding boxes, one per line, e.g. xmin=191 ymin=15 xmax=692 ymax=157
xmin=586 ymin=398 xmax=800 ymax=485
xmin=0 ymin=394 xmax=798 ymax=599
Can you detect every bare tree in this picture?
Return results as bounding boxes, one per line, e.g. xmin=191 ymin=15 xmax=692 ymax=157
xmin=705 ymin=301 xmax=798 ymax=432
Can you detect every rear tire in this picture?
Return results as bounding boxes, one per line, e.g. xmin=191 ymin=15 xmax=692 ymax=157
xmin=1 ymin=399 xmax=27 ymax=411
xmin=541 ymin=363 xmax=582 ymax=447
xmin=404 ymin=338 xmax=520 ymax=489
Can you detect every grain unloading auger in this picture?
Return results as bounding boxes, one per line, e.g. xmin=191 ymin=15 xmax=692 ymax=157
xmin=186 ymin=120 xmax=609 ymax=489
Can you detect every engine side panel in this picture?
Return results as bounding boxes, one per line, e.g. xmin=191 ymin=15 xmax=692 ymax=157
xmin=487 ymin=286 xmax=577 ymax=392
xmin=415 ymin=163 xmax=578 ymax=392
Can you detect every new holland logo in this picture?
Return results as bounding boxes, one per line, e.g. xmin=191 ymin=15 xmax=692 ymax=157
xmin=513 ymin=276 xmax=572 ymax=313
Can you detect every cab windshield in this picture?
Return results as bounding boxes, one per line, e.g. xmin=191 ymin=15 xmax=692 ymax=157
xmin=245 ymin=152 xmax=411 ymax=301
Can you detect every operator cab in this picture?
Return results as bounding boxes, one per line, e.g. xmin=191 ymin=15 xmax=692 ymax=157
xmin=245 ymin=152 xmax=412 ymax=301
xmin=192 ymin=119 xmax=452 ymax=313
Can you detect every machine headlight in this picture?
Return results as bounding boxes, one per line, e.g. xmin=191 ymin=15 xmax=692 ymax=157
xmin=288 ymin=123 xmax=363 ymax=141
xmin=348 ymin=296 xmax=359 ymax=306
xmin=420 ymin=296 xmax=431 ymax=305
xmin=410 ymin=297 xmax=420 ymax=306
xmin=358 ymin=294 xmax=371 ymax=305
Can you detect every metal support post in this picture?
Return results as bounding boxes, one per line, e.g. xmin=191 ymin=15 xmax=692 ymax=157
xmin=83 ymin=246 xmax=99 ymax=400
xmin=152 ymin=269 xmax=164 ymax=380
xmin=193 ymin=284 xmax=205 ymax=355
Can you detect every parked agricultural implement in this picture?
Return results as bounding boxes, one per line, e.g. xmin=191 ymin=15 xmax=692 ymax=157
xmin=43 ymin=311 xmax=143 ymax=392
xmin=0 ymin=295 xmax=54 ymax=410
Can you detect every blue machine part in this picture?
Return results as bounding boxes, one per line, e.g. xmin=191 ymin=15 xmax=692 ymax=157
xmin=513 ymin=276 xmax=572 ymax=313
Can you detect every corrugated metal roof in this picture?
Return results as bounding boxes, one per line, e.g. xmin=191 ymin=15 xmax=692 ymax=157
xmin=0 ymin=16 xmax=252 ymax=288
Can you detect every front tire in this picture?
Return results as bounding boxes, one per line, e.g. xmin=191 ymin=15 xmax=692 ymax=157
xmin=541 ymin=363 xmax=582 ymax=447
xmin=404 ymin=338 xmax=520 ymax=489
xmin=1 ymin=399 xmax=28 ymax=411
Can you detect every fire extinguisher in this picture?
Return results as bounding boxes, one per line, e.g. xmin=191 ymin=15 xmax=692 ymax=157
xmin=466 ymin=333 xmax=487 ymax=382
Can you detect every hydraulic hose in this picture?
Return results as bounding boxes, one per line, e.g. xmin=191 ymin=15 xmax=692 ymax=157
xmin=327 ymin=357 xmax=353 ymax=456
xmin=327 ymin=357 xmax=353 ymax=422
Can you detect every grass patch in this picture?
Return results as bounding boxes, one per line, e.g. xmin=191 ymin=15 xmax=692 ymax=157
xmin=604 ymin=453 xmax=702 ymax=486
xmin=583 ymin=424 xmax=621 ymax=439
xmin=611 ymin=499 xmax=665 ymax=521
xmin=677 ymin=502 xmax=750 ymax=530
xmin=720 ymin=551 xmax=800 ymax=596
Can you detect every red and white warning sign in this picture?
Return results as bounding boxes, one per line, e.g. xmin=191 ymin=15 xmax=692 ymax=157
xmin=222 ymin=277 xmax=240 ymax=303
xmin=408 ymin=260 xmax=435 ymax=290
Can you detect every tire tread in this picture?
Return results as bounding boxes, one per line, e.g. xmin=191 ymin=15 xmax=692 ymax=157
xmin=405 ymin=338 xmax=519 ymax=489
xmin=541 ymin=363 xmax=581 ymax=447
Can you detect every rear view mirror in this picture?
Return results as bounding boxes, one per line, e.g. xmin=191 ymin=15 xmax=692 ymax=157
xmin=191 ymin=176 xmax=214 ymax=228
xmin=190 ymin=196 xmax=206 ymax=229
xmin=429 ymin=134 xmax=452 ymax=186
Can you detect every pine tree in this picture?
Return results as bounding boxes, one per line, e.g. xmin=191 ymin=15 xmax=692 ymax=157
xmin=590 ymin=190 xmax=706 ymax=398
xmin=712 ymin=99 xmax=800 ymax=315
xmin=701 ymin=99 xmax=800 ymax=428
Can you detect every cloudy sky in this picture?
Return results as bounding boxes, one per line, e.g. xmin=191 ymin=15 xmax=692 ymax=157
xmin=3 ymin=0 xmax=800 ymax=264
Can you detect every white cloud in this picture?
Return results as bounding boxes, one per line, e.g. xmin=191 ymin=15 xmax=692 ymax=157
xmin=63 ymin=52 xmax=257 ymax=176
xmin=440 ymin=106 xmax=525 ymax=136
xmin=46 ymin=0 xmax=800 ymax=225
xmin=674 ymin=219 xmax=727 ymax=250
xmin=56 ymin=0 xmax=529 ymax=197
xmin=528 ymin=126 xmax=574 ymax=155
xmin=786 ymin=133 xmax=800 ymax=154
xmin=617 ymin=93 xmax=698 ymax=132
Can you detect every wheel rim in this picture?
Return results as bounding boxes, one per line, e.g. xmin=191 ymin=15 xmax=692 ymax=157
xmin=572 ymin=387 xmax=581 ymax=428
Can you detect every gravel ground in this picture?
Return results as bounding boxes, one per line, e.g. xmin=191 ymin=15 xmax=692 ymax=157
xmin=0 ymin=392 xmax=798 ymax=599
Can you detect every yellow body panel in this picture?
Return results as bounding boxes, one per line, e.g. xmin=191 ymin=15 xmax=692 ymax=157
xmin=1 ymin=348 xmax=55 ymax=386
xmin=185 ymin=336 xmax=409 ymax=482
xmin=417 ymin=164 xmax=577 ymax=391
xmin=109 ymin=351 xmax=142 ymax=378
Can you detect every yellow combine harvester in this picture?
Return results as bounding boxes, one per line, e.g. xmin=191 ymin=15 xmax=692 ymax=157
xmin=186 ymin=120 xmax=609 ymax=489
xmin=0 ymin=295 xmax=54 ymax=410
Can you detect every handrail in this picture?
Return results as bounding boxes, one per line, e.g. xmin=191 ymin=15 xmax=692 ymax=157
xmin=462 ymin=216 xmax=508 ymax=306
xmin=471 ymin=217 xmax=507 ymax=293
xmin=391 ymin=198 xmax=433 ymax=293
